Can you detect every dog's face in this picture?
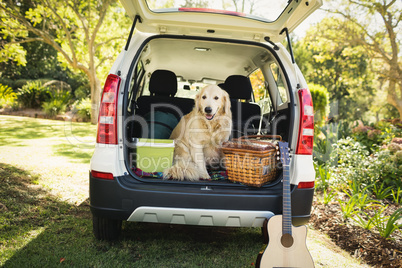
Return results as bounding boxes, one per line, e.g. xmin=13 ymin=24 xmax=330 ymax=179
xmin=196 ymin=85 xmax=231 ymax=120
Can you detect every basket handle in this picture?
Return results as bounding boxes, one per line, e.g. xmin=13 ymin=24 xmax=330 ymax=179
xmin=236 ymin=135 xmax=282 ymax=141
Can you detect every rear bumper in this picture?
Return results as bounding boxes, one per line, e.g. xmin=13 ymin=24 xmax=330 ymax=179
xmin=89 ymin=174 xmax=314 ymax=227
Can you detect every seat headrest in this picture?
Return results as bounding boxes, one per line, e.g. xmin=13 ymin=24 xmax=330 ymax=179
xmin=149 ymin=70 xmax=177 ymax=97
xmin=223 ymin=75 xmax=253 ymax=100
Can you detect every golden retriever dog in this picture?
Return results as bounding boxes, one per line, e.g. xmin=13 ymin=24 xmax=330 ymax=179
xmin=163 ymin=85 xmax=232 ymax=181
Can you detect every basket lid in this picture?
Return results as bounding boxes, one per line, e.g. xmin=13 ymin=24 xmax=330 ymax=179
xmin=222 ymin=139 xmax=277 ymax=151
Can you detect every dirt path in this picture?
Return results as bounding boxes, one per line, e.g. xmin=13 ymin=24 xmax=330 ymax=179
xmin=307 ymin=228 xmax=370 ymax=267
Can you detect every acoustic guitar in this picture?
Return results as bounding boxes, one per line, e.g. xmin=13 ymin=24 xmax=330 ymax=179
xmin=256 ymin=141 xmax=314 ymax=268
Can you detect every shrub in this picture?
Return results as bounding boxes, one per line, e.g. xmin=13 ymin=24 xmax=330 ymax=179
xmin=308 ymin=83 xmax=329 ymax=127
xmin=74 ymin=84 xmax=91 ymax=100
xmin=0 ymin=84 xmax=17 ymax=109
xmin=330 ymin=137 xmax=378 ymax=189
xmin=42 ymin=90 xmax=71 ymax=116
xmin=374 ymin=148 xmax=402 ymax=189
xmin=42 ymin=99 xmax=67 ymax=116
xmin=314 ymin=122 xmax=348 ymax=164
xmin=327 ymin=136 xmax=402 ymax=198
xmin=351 ymin=120 xmax=401 ymax=153
xmin=17 ymin=81 xmax=50 ymax=108
xmin=72 ymin=98 xmax=91 ymax=121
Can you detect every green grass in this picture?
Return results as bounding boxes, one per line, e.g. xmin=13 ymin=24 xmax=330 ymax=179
xmin=0 ymin=161 xmax=262 ymax=267
xmin=0 ymin=115 xmax=263 ymax=267
xmin=0 ymin=115 xmax=370 ymax=267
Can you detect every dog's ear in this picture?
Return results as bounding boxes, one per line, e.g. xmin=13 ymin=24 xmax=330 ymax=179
xmin=222 ymin=90 xmax=231 ymax=114
xmin=195 ymin=93 xmax=202 ymax=113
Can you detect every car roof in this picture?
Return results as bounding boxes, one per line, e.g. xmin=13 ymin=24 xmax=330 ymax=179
xmin=120 ymin=0 xmax=322 ymax=43
xmin=138 ymin=38 xmax=274 ymax=83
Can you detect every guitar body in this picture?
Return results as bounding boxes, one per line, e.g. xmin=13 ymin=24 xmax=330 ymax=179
xmin=259 ymin=215 xmax=314 ymax=268
xmin=256 ymin=141 xmax=314 ymax=268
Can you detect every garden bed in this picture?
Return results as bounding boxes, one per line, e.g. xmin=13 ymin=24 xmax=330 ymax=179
xmin=310 ymin=198 xmax=402 ymax=267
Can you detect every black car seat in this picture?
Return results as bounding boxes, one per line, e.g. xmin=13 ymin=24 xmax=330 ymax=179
xmin=220 ymin=75 xmax=261 ymax=138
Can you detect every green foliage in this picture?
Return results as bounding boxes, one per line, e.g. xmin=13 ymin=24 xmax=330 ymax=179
xmin=42 ymin=99 xmax=67 ymax=116
xmin=313 ymin=121 xmax=350 ymax=164
xmin=371 ymin=182 xmax=393 ymax=200
xmin=296 ymin=17 xmax=377 ymax=122
xmin=391 ymin=188 xmax=402 ymax=204
xmin=329 ymin=136 xmax=402 ymax=194
xmin=0 ymin=83 xmax=17 ymax=108
xmin=0 ymin=0 xmax=131 ymax=122
xmin=371 ymin=207 xmax=402 ymax=239
xmin=374 ymin=149 xmax=402 ymax=189
xmin=338 ymin=188 xmax=377 ymax=221
xmin=352 ymin=211 xmax=376 ymax=230
xmin=74 ymin=84 xmax=91 ymax=100
xmin=351 ymin=204 xmax=384 ymax=231
xmin=315 ymin=164 xmax=331 ymax=191
xmin=42 ymin=89 xmax=71 ymax=116
xmin=327 ymin=0 xmax=402 ymax=119
xmin=0 ymin=78 xmax=31 ymax=90
xmin=331 ymin=137 xmax=378 ymax=188
xmin=321 ymin=188 xmax=337 ymax=205
xmin=347 ymin=191 xmax=378 ymax=210
xmin=0 ymin=41 xmax=27 ymax=66
xmin=315 ymin=128 xmax=402 ymax=240
xmin=309 ymin=83 xmax=329 ymax=126
xmin=338 ymin=196 xmax=359 ymax=220
xmin=17 ymin=81 xmax=50 ymax=109
xmin=351 ymin=121 xmax=401 ymax=153
xmin=72 ymin=98 xmax=92 ymax=121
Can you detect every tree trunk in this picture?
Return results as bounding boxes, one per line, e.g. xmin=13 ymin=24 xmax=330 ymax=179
xmin=89 ymin=73 xmax=101 ymax=125
xmin=386 ymin=68 xmax=402 ymax=119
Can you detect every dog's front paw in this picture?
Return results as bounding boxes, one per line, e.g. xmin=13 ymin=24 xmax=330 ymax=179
xmin=199 ymin=171 xmax=211 ymax=180
xmin=163 ymin=166 xmax=185 ymax=181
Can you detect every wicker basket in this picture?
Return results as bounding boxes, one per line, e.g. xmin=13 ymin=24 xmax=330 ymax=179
xmin=221 ymin=135 xmax=281 ymax=187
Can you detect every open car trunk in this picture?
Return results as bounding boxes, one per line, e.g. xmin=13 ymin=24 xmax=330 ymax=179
xmin=122 ymin=35 xmax=294 ymax=187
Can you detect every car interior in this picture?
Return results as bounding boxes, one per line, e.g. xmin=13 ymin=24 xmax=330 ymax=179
xmin=123 ymin=36 xmax=293 ymax=182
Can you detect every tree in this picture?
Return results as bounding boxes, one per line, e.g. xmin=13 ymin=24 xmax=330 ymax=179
xmin=294 ymin=17 xmax=377 ymax=122
xmin=0 ymin=0 xmax=131 ymax=123
xmin=326 ymin=0 xmax=402 ymax=119
xmin=0 ymin=38 xmax=88 ymax=94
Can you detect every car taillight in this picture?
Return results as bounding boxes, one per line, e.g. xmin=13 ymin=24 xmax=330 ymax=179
xmin=296 ymin=88 xmax=314 ymax=155
xmin=91 ymin=170 xmax=114 ymax=180
xmin=96 ymin=74 xmax=121 ymax=144
xmin=298 ymin=181 xmax=315 ymax=189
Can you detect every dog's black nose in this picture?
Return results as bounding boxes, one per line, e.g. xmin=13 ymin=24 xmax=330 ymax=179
xmin=204 ymin=107 xmax=212 ymax=114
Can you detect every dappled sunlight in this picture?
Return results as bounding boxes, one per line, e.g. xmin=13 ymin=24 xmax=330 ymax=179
xmin=0 ymin=115 xmax=96 ymax=205
xmin=0 ymin=227 xmax=46 ymax=264
xmin=0 ymin=163 xmax=87 ymax=265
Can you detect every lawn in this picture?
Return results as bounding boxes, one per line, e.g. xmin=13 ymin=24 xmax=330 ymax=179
xmin=0 ymin=115 xmax=262 ymax=267
xmin=0 ymin=115 xmax=368 ymax=267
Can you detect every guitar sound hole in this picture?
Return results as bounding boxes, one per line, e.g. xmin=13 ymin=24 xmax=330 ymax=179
xmin=281 ymin=233 xmax=294 ymax=248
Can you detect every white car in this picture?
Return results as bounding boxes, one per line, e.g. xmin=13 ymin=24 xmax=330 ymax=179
xmin=90 ymin=0 xmax=321 ymax=240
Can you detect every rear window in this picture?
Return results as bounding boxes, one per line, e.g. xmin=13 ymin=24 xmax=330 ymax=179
xmin=270 ymin=62 xmax=288 ymax=104
xmin=141 ymin=80 xmax=214 ymax=99
xmin=250 ymin=68 xmax=272 ymax=114
xmin=145 ymin=0 xmax=290 ymax=22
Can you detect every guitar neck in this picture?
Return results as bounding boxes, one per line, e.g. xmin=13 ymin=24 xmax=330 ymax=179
xmin=277 ymin=140 xmax=293 ymax=238
xmin=282 ymin=163 xmax=292 ymax=236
